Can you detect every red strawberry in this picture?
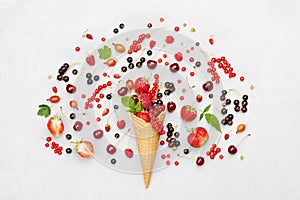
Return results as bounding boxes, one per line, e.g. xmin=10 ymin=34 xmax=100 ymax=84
xmin=180 ymin=105 xmax=197 ymax=122
xmin=187 ymin=127 xmax=208 ymax=148
xmin=136 ymin=111 xmax=150 ymax=123
xmin=86 ymin=54 xmax=95 ymax=66
xmin=105 ymin=124 xmax=111 ymax=132
xmin=134 ymin=77 xmax=150 ymax=94
xmin=73 ymin=141 xmax=94 ymax=158
xmin=140 ymin=93 xmax=151 ymax=109
xmin=116 ymin=119 xmax=126 ymax=129
xmin=209 ymin=38 xmax=214 ymax=45
xmin=125 ymin=148 xmax=134 ymax=158
xmin=47 ymin=115 xmax=64 ymax=138
xmin=102 ymin=108 xmax=109 ymax=116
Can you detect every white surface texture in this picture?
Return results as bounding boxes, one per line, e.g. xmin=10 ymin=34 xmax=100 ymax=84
xmin=0 ymin=0 xmax=299 ymax=199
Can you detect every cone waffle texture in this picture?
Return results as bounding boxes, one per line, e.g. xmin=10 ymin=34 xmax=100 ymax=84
xmin=130 ymin=110 xmax=166 ymax=188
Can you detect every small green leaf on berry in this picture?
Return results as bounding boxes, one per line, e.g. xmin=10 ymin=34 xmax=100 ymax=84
xmin=37 ymin=104 xmax=51 ymax=118
xmin=199 ymin=113 xmax=204 ymax=121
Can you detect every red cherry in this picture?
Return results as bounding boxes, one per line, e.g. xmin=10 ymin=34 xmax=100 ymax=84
xmin=209 ymin=38 xmax=214 ymax=45
xmin=75 ymin=46 xmax=80 ymax=52
xmin=228 ymin=145 xmax=238 ymax=154
xmin=196 ymin=156 xmax=205 ymax=166
xmin=196 ymin=94 xmax=203 ymax=102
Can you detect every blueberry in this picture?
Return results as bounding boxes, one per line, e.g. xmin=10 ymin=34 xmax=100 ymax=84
xmin=242 ymin=101 xmax=248 ymax=106
xmin=63 ymin=76 xmax=69 ymax=82
xmin=166 ymin=123 xmax=173 ymax=129
xmin=243 ymin=95 xmax=248 ymax=101
xmin=241 ymin=107 xmax=247 ymax=113
xmin=128 ymin=63 xmax=134 ymax=69
xmin=222 ymin=90 xmax=227 ymax=95
xmin=175 ymin=140 xmax=180 ymax=147
xmin=106 ymin=94 xmax=112 ymax=100
xmin=184 ymin=149 xmax=190 ymax=154
xmin=136 ymin=62 xmax=142 ymax=68
xmin=114 ymin=133 xmax=120 ymax=138
xmin=66 ymin=134 xmax=72 ymax=140
xmin=113 ymin=105 xmax=119 ymax=109
xmin=147 ymin=50 xmax=152 ymax=56
xmin=234 ymin=106 xmax=240 ymax=112
xmin=157 ymin=100 xmax=163 ymax=105
xmin=93 ymin=75 xmax=99 ymax=81
xmin=164 ymin=82 xmax=170 ymax=88
xmin=226 ymin=99 xmax=231 ymax=105
xmin=221 ymin=119 xmax=226 ymax=125
xmin=157 ymin=93 xmax=163 ymax=99
xmin=69 ymin=113 xmax=76 ymax=119
xmin=111 ymin=158 xmax=116 ymax=164
xmin=121 ymin=66 xmax=127 ymax=72
xmin=174 ymin=132 xmax=180 ymax=138
xmin=66 ymin=148 xmax=72 ymax=154
xmin=86 ymin=73 xmax=92 ymax=79
xmin=72 ymin=69 xmax=78 ymax=75
xmin=113 ymin=28 xmax=118 ymax=34
xmin=228 ymin=114 xmax=234 ymax=120
xmin=234 ymin=100 xmax=240 ymax=105
xmin=195 ymin=61 xmax=201 ymax=67
xmin=167 ymin=131 xmax=173 ymax=137
xmin=168 ymin=82 xmax=174 ymax=89
xmin=220 ymin=95 xmax=226 ymax=101
xmin=127 ymin=57 xmax=133 ymax=63
xmin=221 ymin=108 xmax=227 ymax=115
xmin=119 ymin=23 xmax=124 ymax=29
xmin=168 ymin=127 xmax=174 ymax=133
xmin=140 ymin=57 xmax=146 ymax=63
xmin=87 ymin=79 xmax=93 ymax=85
xmin=164 ymin=90 xmax=171 ymax=96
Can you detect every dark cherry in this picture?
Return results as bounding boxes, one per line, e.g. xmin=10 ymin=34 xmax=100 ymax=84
xmin=196 ymin=156 xmax=205 ymax=166
xmin=131 ymin=95 xmax=139 ymax=104
xmin=202 ymin=81 xmax=214 ymax=92
xmin=66 ymin=84 xmax=76 ymax=94
xmin=169 ymin=63 xmax=180 ymax=72
xmin=147 ymin=60 xmax=157 ymax=69
xmin=167 ymin=101 xmax=176 ymax=112
xmin=228 ymin=145 xmax=238 ymax=154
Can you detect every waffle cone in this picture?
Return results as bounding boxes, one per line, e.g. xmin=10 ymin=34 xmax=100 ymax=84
xmin=130 ymin=109 xmax=166 ymax=188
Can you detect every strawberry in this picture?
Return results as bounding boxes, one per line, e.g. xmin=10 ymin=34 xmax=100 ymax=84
xmin=105 ymin=124 xmax=111 ymax=132
xmin=140 ymin=93 xmax=151 ymax=109
xmin=86 ymin=54 xmax=95 ymax=66
xmin=187 ymin=127 xmax=208 ymax=148
xmin=73 ymin=141 xmax=94 ymax=158
xmin=47 ymin=115 xmax=64 ymax=138
xmin=102 ymin=108 xmax=109 ymax=116
xmin=180 ymin=105 xmax=197 ymax=122
xmin=134 ymin=77 xmax=150 ymax=94
xmin=125 ymin=148 xmax=134 ymax=158
xmin=136 ymin=111 xmax=150 ymax=123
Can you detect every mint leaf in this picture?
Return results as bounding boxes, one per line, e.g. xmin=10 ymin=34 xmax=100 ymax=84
xmin=121 ymin=96 xmax=131 ymax=107
xmin=134 ymin=101 xmax=142 ymax=112
xmin=205 ymin=113 xmax=222 ymax=133
xmin=203 ymin=104 xmax=211 ymax=113
xmin=129 ymin=98 xmax=135 ymax=108
xmin=37 ymin=104 xmax=51 ymax=118
xmin=127 ymin=108 xmax=137 ymax=115
xmin=199 ymin=113 xmax=204 ymax=121
xmin=98 ymin=45 xmax=112 ymax=60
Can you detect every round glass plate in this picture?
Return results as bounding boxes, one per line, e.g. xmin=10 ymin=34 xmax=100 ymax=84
xmin=71 ymin=28 xmax=223 ymax=173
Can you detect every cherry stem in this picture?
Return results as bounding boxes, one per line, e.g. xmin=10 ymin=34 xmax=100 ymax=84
xmin=177 ymin=154 xmax=194 ymax=161
xmin=59 ymin=106 xmax=74 ymax=125
xmin=237 ymin=134 xmax=251 ymax=147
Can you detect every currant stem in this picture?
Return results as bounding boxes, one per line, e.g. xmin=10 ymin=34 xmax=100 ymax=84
xmin=237 ymin=134 xmax=251 ymax=147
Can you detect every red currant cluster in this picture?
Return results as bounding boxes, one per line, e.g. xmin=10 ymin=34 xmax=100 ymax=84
xmin=210 ymin=57 xmax=236 ymax=78
xmin=84 ymin=81 xmax=112 ymax=110
xmin=207 ymin=60 xmax=221 ymax=83
xmin=128 ymin=33 xmax=151 ymax=54
xmin=44 ymin=137 xmax=63 ymax=156
xmin=149 ymin=104 xmax=165 ymax=132
xmin=149 ymin=74 xmax=160 ymax=100
xmin=206 ymin=143 xmax=223 ymax=160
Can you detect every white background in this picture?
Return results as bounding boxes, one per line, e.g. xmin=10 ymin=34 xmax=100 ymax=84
xmin=0 ymin=0 xmax=299 ymax=199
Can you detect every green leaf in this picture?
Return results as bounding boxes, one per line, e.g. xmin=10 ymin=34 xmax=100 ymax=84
xmin=129 ymin=98 xmax=135 ymax=108
xmin=127 ymin=108 xmax=137 ymax=114
xmin=37 ymin=104 xmax=51 ymax=118
xmin=199 ymin=113 xmax=204 ymax=121
xmin=98 ymin=45 xmax=112 ymax=60
xmin=205 ymin=113 xmax=222 ymax=133
xmin=121 ymin=96 xmax=131 ymax=107
xmin=203 ymin=104 xmax=211 ymax=113
xmin=134 ymin=101 xmax=142 ymax=112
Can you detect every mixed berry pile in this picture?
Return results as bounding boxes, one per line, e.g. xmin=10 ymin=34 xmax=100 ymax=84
xmin=37 ymin=17 xmax=254 ymax=173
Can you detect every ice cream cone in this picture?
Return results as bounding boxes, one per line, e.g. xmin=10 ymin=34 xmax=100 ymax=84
xmin=130 ymin=109 xmax=166 ymax=188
